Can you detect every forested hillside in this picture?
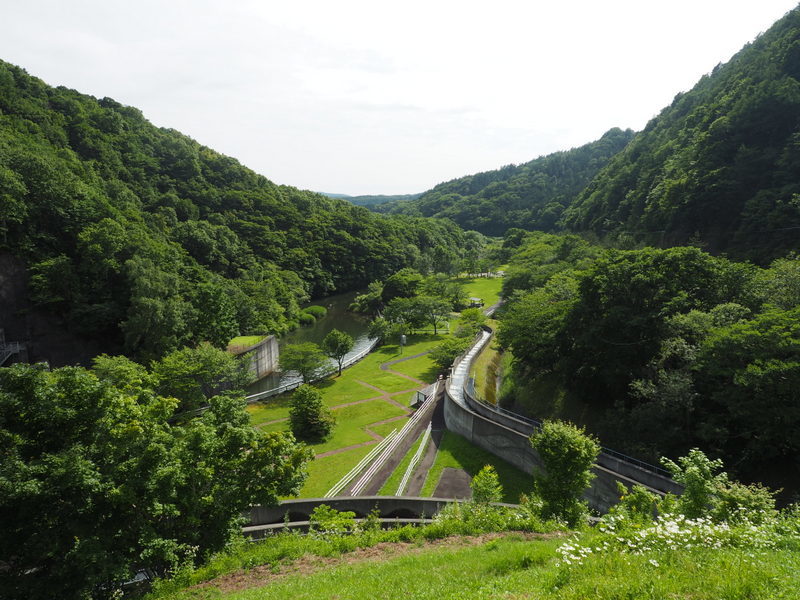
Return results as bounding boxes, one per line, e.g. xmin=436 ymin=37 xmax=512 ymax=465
xmin=564 ymin=8 xmax=800 ymax=262
xmin=0 ymin=60 xmax=469 ymax=362
xmin=375 ymin=128 xmax=634 ymax=236
xmin=328 ymin=192 xmax=422 ymax=207
xmin=498 ymin=231 xmax=800 ymax=493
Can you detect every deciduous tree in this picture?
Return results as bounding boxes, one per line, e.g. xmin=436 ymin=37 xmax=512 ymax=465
xmin=321 ymin=329 xmax=354 ymax=376
xmin=279 ymin=342 xmax=329 ymax=383
xmin=289 ymin=384 xmax=336 ymax=442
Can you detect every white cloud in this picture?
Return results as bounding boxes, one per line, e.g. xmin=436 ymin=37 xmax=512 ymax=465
xmin=1 ymin=0 xmax=797 ymax=194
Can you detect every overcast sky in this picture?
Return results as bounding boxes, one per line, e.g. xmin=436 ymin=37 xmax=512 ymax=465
xmin=2 ymin=1 xmax=798 ymax=195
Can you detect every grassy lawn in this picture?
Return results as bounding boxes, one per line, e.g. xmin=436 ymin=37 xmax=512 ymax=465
xmin=259 ymin=420 xmax=288 ymax=435
xmin=378 ymin=429 xmax=429 ymax=495
xmin=297 ymin=444 xmax=376 ymax=498
xmin=457 ymin=275 xmax=504 ymax=307
xmin=265 ymin=398 xmax=408 ymax=455
xmin=315 ymin=377 xmax=380 ymax=406
xmin=369 ymin=417 xmax=409 ymax=438
xmin=156 ymin=533 xmax=800 ymax=600
xmin=249 ymin=331 xmax=453 ymax=499
xmin=246 ymin=396 xmax=292 ymax=425
xmin=388 ymin=352 xmax=439 ymax=383
xmin=246 ymin=335 xmax=442 ymax=427
xmin=227 ymin=335 xmax=266 ymax=352
xmin=421 ymin=431 xmax=531 ymax=503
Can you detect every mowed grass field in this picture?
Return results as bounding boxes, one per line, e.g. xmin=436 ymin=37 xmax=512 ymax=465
xmin=248 ymin=332 xmax=447 ymax=498
xmin=420 ymin=431 xmax=531 ymax=504
xmin=457 ymin=273 xmax=504 ymax=307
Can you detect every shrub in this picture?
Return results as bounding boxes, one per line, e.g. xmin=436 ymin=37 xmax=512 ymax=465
xmin=298 ymin=312 xmax=316 ymax=326
xmin=530 ymin=420 xmax=600 ymax=527
xmin=429 ymin=337 xmax=472 ymax=370
xmin=471 ymin=465 xmax=503 ymax=503
xmin=289 ymin=385 xmax=335 ymax=442
xmin=309 ymin=504 xmax=357 ymax=536
xmin=662 ymin=448 xmax=778 ymax=523
xmin=304 ymin=305 xmax=328 ymax=319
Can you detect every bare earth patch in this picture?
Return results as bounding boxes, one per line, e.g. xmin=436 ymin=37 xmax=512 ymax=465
xmin=193 ymin=532 xmax=560 ymax=595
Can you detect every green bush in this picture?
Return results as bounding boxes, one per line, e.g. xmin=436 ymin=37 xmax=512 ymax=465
xmin=530 ymin=420 xmax=600 ymax=527
xmin=289 ymin=385 xmax=336 ymax=442
xmin=304 ymin=305 xmax=328 ymax=319
xmin=309 ymin=504 xmax=357 ymax=536
xmin=298 ymin=312 xmax=316 ymax=326
xmin=471 ymin=465 xmax=503 ymax=503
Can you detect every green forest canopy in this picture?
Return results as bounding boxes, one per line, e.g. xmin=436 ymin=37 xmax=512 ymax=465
xmin=376 ymin=128 xmax=634 ymax=236
xmin=0 ymin=59 xmax=473 ymax=360
xmin=498 ymin=231 xmax=800 ymax=493
xmin=563 ymin=8 xmax=800 ymax=261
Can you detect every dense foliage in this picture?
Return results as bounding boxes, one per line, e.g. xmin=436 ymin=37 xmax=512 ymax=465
xmin=530 ymin=420 xmax=600 ymax=526
xmin=498 ymin=232 xmax=800 ymax=491
xmin=0 ymin=60 xmax=470 ymax=361
xmin=288 ymin=384 xmax=336 ymax=443
xmin=563 ymin=8 xmax=800 ymax=262
xmin=376 ymin=128 xmax=634 ymax=236
xmin=330 ymin=192 xmax=421 ymax=207
xmin=0 ymin=361 xmax=311 ymax=600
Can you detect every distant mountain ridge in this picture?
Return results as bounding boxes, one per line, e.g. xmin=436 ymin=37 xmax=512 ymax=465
xmin=321 ymin=192 xmax=422 ymax=207
xmin=373 ymin=128 xmax=635 ymax=236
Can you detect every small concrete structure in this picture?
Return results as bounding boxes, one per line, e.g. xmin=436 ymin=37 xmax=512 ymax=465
xmin=229 ymin=335 xmax=279 ymax=380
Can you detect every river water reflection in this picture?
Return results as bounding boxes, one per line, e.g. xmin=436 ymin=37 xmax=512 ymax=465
xmin=245 ymin=290 xmax=374 ymax=396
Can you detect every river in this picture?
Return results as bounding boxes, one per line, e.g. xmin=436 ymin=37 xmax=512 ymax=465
xmin=245 ymin=290 xmax=374 ymax=396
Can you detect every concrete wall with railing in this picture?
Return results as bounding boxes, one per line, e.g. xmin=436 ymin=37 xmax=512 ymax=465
xmin=443 ymin=327 xmax=682 ymax=513
xmin=246 ymin=337 xmax=380 ymax=402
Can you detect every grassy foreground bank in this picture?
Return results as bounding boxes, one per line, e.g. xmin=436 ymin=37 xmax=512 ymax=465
xmin=146 ymin=502 xmax=800 ymax=600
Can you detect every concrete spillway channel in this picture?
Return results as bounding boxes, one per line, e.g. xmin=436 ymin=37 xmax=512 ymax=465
xmin=336 ymin=380 xmax=443 ymax=497
xmin=447 ymin=329 xmax=492 ymax=404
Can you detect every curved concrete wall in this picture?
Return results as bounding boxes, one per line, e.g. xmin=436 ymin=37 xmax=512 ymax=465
xmin=442 ymin=329 xmax=682 ymax=513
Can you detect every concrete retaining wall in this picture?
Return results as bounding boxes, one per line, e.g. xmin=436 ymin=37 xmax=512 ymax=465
xmin=242 ymin=335 xmax=279 ymax=380
xmin=444 ymin=383 xmax=682 ymax=513
xmin=460 ymin=388 xmax=681 ymax=497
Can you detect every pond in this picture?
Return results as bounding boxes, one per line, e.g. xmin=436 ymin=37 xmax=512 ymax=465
xmin=245 ymin=290 xmax=374 ymax=396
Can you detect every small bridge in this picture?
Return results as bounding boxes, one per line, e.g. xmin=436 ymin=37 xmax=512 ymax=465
xmin=243 ymin=496 xmax=515 ymax=538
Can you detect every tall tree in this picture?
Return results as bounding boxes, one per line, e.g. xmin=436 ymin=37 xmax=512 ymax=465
xmin=0 ymin=363 xmax=311 ymax=600
xmin=279 ymin=342 xmax=329 ymax=383
xmin=530 ymin=420 xmax=600 ymax=526
xmin=289 ymin=384 xmax=336 ymax=442
xmin=321 ymin=329 xmax=354 ymax=376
